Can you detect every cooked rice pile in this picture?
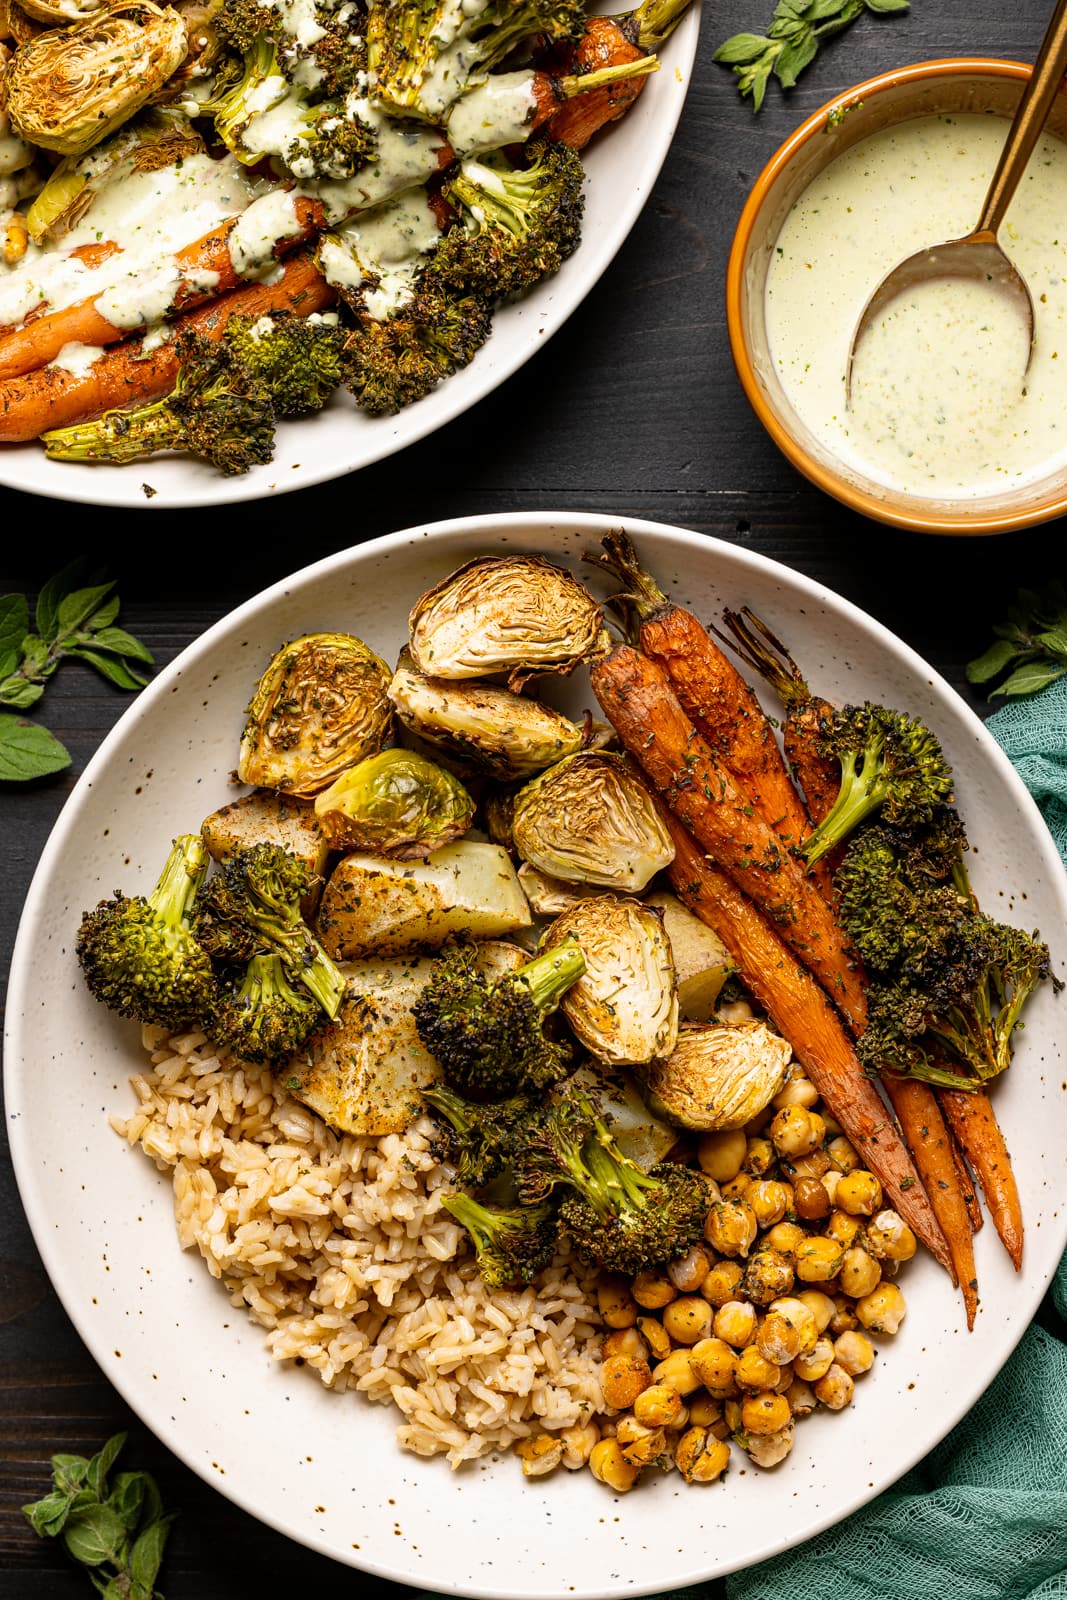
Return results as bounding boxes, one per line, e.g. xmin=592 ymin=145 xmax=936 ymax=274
xmin=112 ymin=1026 xmax=605 ymax=1466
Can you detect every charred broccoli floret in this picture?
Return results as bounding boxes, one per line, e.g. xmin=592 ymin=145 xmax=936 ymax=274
xmin=76 ymin=834 xmax=217 ymax=1030
xmin=519 ymin=1088 xmax=711 ymax=1274
xmin=224 ymin=311 xmax=346 ymax=416
xmin=214 ymin=0 xmax=369 ymax=99
xmin=422 ymin=1082 xmax=534 ymax=1190
xmin=430 ymin=141 xmax=585 ymax=301
xmin=367 ymin=0 xmax=585 ymax=121
xmin=802 ymin=701 xmax=955 ymax=866
xmin=413 ymin=935 xmax=585 ymax=1099
xmin=208 ymin=952 xmax=325 ymax=1064
xmin=42 ymin=333 xmax=275 ymax=476
xmin=193 ymin=843 xmax=346 ymax=1017
xmin=342 ymin=284 xmax=494 ymax=415
xmin=442 ymin=1191 xmax=558 ymax=1289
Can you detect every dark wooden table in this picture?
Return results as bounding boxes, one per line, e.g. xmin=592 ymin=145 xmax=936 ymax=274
xmin=2 ymin=1 xmax=1065 ymax=1594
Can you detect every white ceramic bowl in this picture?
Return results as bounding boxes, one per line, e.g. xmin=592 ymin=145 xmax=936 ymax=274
xmin=6 ymin=511 xmax=1067 ymax=1597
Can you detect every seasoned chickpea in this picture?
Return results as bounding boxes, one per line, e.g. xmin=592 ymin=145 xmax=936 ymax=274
xmin=690 ymin=1336 xmax=739 ymax=1397
xmin=746 ymin=1423 xmax=795 ymax=1468
xmin=589 ymin=1438 xmax=640 ymax=1491
xmin=757 ymin=1311 xmax=802 ymax=1366
xmin=743 ymin=1248 xmax=795 ymax=1306
xmin=735 ymin=1345 xmax=781 ymax=1392
xmin=814 ymin=1362 xmax=855 ymax=1411
xmin=634 ymin=1383 xmax=685 ymax=1430
xmin=783 ymin=1147 xmax=832 ymax=1181
xmin=772 ymin=1071 xmax=818 ymax=1111
xmin=517 ymin=1435 xmax=565 ymax=1476
xmin=796 ymin=1290 xmax=835 ymax=1334
xmin=826 ymin=1208 xmax=865 ymax=1248
xmin=602 ymin=1327 xmax=650 ymax=1363
xmin=701 ymin=1259 xmax=745 ymax=1306
xmin=834 ymin=1169 xmax=883 ymax=1216
xmin=713 ymin=1299 xmax=759 ymax=1349
xmin=785 ymin=1378 xmax=817 ymax=1418
xmin=723 ymin=1398 xmax=743 ymax=1433
xmin=855 ymin=1282 xmax=907 ymax=1335
xmin=741 ymin=1390 xmax=792 ymax=1436
xmin=793 ymin=1176 xmax=831 ymax=1221
xmin=616 ymin=1415 xmax=667 ymax=1466
xmin=687 ymin=1393 xmax=722 ymax=1428
xmin=631 ymin=1269 xmax=677 ymax=1310
xmin=821 ymin=1169 xmax=842 ymax=1206
xmin=598 ymin=1276 xmax=638 ymax=1328
xmin=601 ymin=1353 xmax=653 ymax=1410
xmin=705 ymin=1199 xmax=758 ymax=1258
xmin=765 ymin=1220 xmax=806 ymax=1261
xmin=827 ymin=1135 xmax=860 ymax=1173
xmin=669 ymin=1245 xmax=712 ymax=1293
xmin=720 ymin=1172 xmax=752 ymax=1201
xmin=834 ymin=1329 xmax=876 ymax=1376
xmin=866 ymin=1209 xmax=918 ymax=1262
xmin=747 ymin=1180 xmax=790 ymax=1228
xmin=793 ymin=1336 xmax=835 ymax=1382
xmin=561 ymin=1420 xmax=600 ymax=1469
xmin=663 ymin=1295 xmax=714 ymax=1346
xmin=821 ymin=1114 xmax=843 ymax=1139
xmin=829 ymin=1295 xmax=859 ymax=1337
xmin=839 ymin=1246 xmax=882 ymax=1300
xmin=675 ymin=1427 xmax=731 ymax=1483
xmin=742 ymin=1135 xmax=777 ymax=1176
xmin=636 ymin=1315 xmax=672 ymax=1363
xmin=653 ymin=1347 xmax=702 ymax=1395
xmin=698 ymin=1128 xmax=747 ymax=1183
xmin=770 ymin=1105 xmax=820 ymax=1158
xmin=795 ymin=1235 xmax=844 ymax=1283
xmin=768 ymin=1297 xmax=818 ymax=1354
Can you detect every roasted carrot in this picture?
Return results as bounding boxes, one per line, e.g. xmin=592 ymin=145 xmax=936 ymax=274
xmin=882 ymin=1074 xmax=978 ymax=1328
xmin=949 ymin=1126 xmax=984 ymax=1234
xmin=539 ymin=0 xmax=690 ymax=147
xmin=0 ymin=252 xmax=335 ymax=442
xmin=660 ymin=810 xmax=952 ymax=1272
xmin=590 ymin=642 xmax=868 ymax=1032
xmin=939 ymin=1086 xmax=1023 ymax=1270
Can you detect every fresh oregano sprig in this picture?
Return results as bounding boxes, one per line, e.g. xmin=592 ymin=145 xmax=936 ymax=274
xmin=0 ymin=558 xmax=154 ymax=782
xmin=22 ymin=1432 xmax=178 ymax=1598
xmin=715 ymin=0 xmax=910 ymax=112
xmin=966 ymin=580 xmax=1067 ymax=699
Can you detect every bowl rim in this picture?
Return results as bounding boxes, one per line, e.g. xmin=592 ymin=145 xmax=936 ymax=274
xmin=724 ymin=55 xmax=1067 ymax=538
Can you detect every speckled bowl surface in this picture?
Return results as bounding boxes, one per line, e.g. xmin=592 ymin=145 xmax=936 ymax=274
xmin=6 ymin=512 xmax=1067 ymax=1597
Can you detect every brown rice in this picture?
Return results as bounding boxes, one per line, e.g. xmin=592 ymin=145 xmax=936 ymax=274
xmin=111 ymin=1025 xmax=605 ymax=1467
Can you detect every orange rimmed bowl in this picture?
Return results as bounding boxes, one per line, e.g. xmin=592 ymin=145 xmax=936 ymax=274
xmin=726 ymin=57 xmax=1067 ymax=537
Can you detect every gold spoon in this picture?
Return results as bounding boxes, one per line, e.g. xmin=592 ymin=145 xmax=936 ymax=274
xmin=845 ymin=0 xmax=1067 ymax=405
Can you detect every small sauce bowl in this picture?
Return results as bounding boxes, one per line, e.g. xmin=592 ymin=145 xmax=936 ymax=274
xmin=726 ymin=58 xmax=1067 ymax=536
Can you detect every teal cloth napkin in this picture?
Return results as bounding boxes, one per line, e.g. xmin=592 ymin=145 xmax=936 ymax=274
xmin=716 ymin=675 xmax=1067 ymax=1600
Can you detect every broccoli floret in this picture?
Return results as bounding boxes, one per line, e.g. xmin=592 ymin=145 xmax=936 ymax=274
xmin=224 ymin=311 xmax=346 ymax=416
xmin=342 ymin=284 xmax=494 ymax=415
xmin=214 ymin=0 xmax=369 ymax=99
xmin=209 ymin=952 xmax=325 ymax=1065
xmin=192 ymin=843 xmax=346 ymax=1017
xmin=76 ymin=834 xmax=217 ymax=1030
xmin=367 ymin=0 xmax=585 ymax=121
xmin=413 ymin=936 xmax=584 ymax=1099
xmin=42 ymin=333 xmax=275 ymax=476
xmin=802 ymin=702 xmax=955 ymax=866
xmin=204 ymin=33 xmax=286 ymax=158
xmin=834 ymin=823 xmax=972 ymax=976
xmin=518 ymin=1088 xmax=711 ymax=1275
xmin=430 ymin=141 xmax=585 ymax=300
xmin=442 ymin=1191 xmax=559 ymax=1289
xmin=422 ymin=1082 xmax=535 ymax=1190
xmin=286 ymin=100 xmax=378 ymax=179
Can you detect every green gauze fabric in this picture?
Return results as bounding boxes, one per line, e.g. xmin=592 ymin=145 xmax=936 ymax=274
xmin=715 ymin=676 xmax=1067 ymax=1600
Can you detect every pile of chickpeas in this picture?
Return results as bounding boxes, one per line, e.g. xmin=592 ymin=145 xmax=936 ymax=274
xmin=514 ymin=1049 xmax=915 ymax=1491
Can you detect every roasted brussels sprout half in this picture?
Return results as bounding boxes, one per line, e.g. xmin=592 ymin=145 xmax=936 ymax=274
xmin=407 ymin=556 xmax=609 ymax=687
xmin=313 ymin=748 xmax=474 ymax=858
xmin=542 ymin=895 xmax=679 ymax=1066
xmin=18 ymin=0 xmax=106 ymax=24
xmin=388 ymin=659 xmax=586 ymax=781
xmin=516 ymin=863 xmax=599 ymax=917
xmin=6 ymin=2 xmax=188 ymax=156
xmin=512 ymin=752 xmax=675 ymax=891
xmin=643 ymin=1020 xmax=793 ymax=1132
xmin=238 ymin=632 xmax=393 ymax=798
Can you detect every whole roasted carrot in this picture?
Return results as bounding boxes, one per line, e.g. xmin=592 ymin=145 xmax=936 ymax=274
xmin=949 ymin=1127 xmax=984 ymax=1233
xmin=590 ymin=641 xmax=868 ymax=1032
xmin=939 ymin=1086 xmax=1023 ymax=1270
xmin=662 ymin=811 xmax=951 ymax=1272
xmin=0 ymin=252 xmax=335 ymax=442
xmin=882 ymin=1074 xmax=978 ymax=1328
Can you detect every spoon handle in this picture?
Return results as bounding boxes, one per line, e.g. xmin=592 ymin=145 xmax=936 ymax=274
xmin=976 ymin=0 xmax=1067 ymax=237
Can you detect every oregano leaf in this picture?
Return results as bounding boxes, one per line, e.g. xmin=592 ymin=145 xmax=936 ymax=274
xmin=0 ymin=715 xmax=71 ymax=781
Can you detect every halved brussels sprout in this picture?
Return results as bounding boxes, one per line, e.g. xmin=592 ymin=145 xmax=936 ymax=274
xmin=407 ymin=556 xmax=610 ymax=687
xmin=18 ymin=0 xmax=105 ymax=24
xmin=643 ymin=1020 xmax=792 ymax=1132
xmin=516 ymin=862 xmax=600 ymax=917
xmin=6 ymin=2 xmax=188 ymax=156
xmin=238 ymin=632 xmax=393 ymax=798
xmin=512 ymin=752 xmax=675 ymax=891
xmin=388 ymin=658 xmax=586 ymax=781
xmin=542 ymin=894 xmax=678 ymax=1066
xmin=313 ymin=748 xmax=474 ymax=859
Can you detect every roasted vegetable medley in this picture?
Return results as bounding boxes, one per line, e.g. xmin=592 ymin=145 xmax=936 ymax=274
xmin=76 ymin=540 xmax=1059 ymax=1488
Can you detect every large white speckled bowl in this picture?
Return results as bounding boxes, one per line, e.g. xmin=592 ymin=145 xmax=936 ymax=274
xmin=6 ymin=513 xmax=1067 ymax=1596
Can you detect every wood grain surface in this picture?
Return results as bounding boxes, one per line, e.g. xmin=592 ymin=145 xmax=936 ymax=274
xmin=2 ymin=1 xmax=1065 ymax=1594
